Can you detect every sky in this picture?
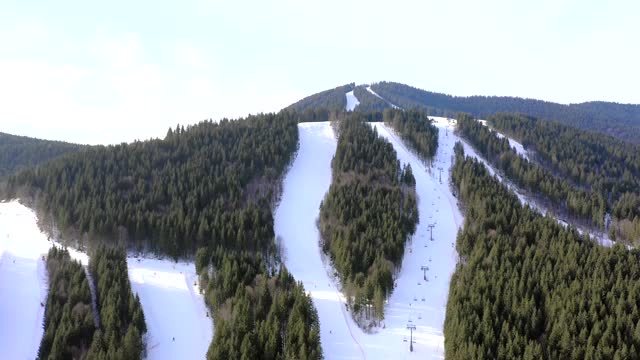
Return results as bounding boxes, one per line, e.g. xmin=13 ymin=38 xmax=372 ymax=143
xmin=0 ymin=0 xmax=638 ymax=144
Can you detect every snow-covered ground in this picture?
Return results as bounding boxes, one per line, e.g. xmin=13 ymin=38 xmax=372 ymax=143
xmin=275 ymin=121 xmax=463 ymax=359
xmin=0 ymin=200 xmax=51 ymax=360
xmin=128 ymin=257 xmax=212 ymax=360
xmin=366 ymin=86 xmax=401 ymax=109
xmin=346 ymin=90 xmax=360 ymax=111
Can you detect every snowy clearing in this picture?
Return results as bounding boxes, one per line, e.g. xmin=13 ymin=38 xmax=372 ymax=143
xmin=346 ymin=90 xmax=360 ymax=111
xmin=366 ymin=86 xmax=401 ymax=109
xmin=128 ymin=257 xmax=212 ymax=360
xmin=0 ymin=200 xmax=51 ymax=360
xmin=275 ymin=121 xmax=462 ymax=359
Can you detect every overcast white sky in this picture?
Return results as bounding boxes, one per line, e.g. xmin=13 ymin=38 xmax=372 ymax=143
xmin=0 ymin=0 xmax=638 ymax=144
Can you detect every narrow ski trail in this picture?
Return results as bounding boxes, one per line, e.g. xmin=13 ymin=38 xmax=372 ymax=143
xmin=275 ymin=122 xmax=364 ymax=359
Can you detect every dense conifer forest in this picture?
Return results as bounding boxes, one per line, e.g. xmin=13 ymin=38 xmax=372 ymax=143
xmin=87 ymin=246 xmax=146 ymax=359
xmin=456 ymin=113 xmax=606 ymax=230
xmin=368 ymin=81 xmax=640 ymax=143
xmin=445 ymin=143 xmax=640 ymax=359
xmin=318 ymin=115 xmax=418 ymax=323
xmin=488 ymin=113 xmax=640 ymax=242
xmin=38 ymin=247 xmax=95 ymax=360
xmin=0 ymin=132 xmax=84 ymax=178
xmin=7 ymin=113 xmax=299 ymax=257
xmin=383 ymin=108 xmax=439 ymax=162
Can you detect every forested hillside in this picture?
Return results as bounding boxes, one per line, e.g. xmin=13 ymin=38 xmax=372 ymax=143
xmin=353 ymin=86 xmax=389 ymax=111
xmin=445 ymin=143 xmax=640 ymax=359
xmin=286 ymin=83 xmax=355 ymax=112
xmin=456 ymin=113 xmax=606 ymax=229
xmin=369 ymin=81 xmax=640 ymax=143
xmin=7 ymin=112 xmax=323 ymax=358
xmin=39 ymin=247 xmax=95 ymax=360
xmin=7 ymin=114 xmax=299 ymax=257
xmin=488 ymin=113 xmax=640 ymax=242
xmin=0 ymin=132 xmax=84 ymax=178
xmin=319 ymin=114 xmax=418 ymax=324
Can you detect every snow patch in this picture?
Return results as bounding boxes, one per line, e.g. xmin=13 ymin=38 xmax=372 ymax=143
xmin=346 ymin=90 xmax=360 ymax=111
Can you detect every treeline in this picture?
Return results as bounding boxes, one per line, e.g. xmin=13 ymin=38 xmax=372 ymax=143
xmin=489 ymin=113 xmax=640 ymax=242
xmin=319 ymin=115 xmax=418 ymax=324
xmin=39 ymin=247 xmax=95 ymax=359
xmin=286 ymin=83 xmax=354 ymax=112
xmin=456 ymin=113 xmax=606 ymax=229
xmin=368 ymin=81 xmax=640 ymax=143
xmin=198 ymin=250 xmax=321 ymax=359
xmin=0 ymin=131 xmax=84 ymax=178
xmin=87 ymin=246 xmax=146 ymax=359
xmin=445 ymin=143 xmax=640 ymax=359
xmin=7 ymin=113 xmax=299 ymax=258
xmin=383 ymin=108 xmax=438 ymax=162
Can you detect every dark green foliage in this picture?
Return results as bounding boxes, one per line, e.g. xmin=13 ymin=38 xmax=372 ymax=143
xmin=353 ymin=86 xmax=389 ymax=112
xmin=319 ymin=115 xmax=418 ymax=320
xmin=202 ymin=251 xmax=322 ymax=360
xmin=286 ymin=83 xmax=355 ymax=112
xmin=445 ymin=144 xmax=640 ymax=359
xmin=7 ymin=113 xmax=299 ymax=258
xmin=383 ymin=108 xmax=439 ymax=161
xmin=488 ymin=113 xmax=640 ymax=242
xmin=457 ymin=113 xmax=606 ymax=229
xmin=368 ymin=81 xmax=640 ymax=143
xmin=0 ymin=132 xmax=84 ymax=178
xmin=38 ymin=246 xmax=95 ymax=360
xmin=87 ymin=246 xmax=146 ymax=359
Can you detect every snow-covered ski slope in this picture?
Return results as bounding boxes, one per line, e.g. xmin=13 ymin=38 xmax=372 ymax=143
xmin=346 ymin=90 xmax=359 ymax=111
xmin=275 ymin=120 xmax=462 ymax=359
xmin=128 ymin=257 xmax=212 ymax=360
xmin=0 ymin=200 xmax=51 ymax=359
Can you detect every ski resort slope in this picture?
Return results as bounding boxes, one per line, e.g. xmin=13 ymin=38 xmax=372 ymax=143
xmin=346 ymin=90 xmax=360 ymax=111
xmin=0 ymin=200 xmax=50 ymax=360
xmin=128 ymin=257 xmax=212 ymax=360
xmin=275 ymin=121 xmax=463 ymax=359
xmin=274 ymin=122 xmax=364 ymax=359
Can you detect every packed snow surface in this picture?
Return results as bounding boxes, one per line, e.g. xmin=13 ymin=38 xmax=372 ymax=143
xmin=128 ymin=257 xmax=212 ymax=360
xmin=275 ymin=121 xmax=462 ymax=359
xmin=0 ymin=200 xmax=51 ymax=360
xmin=346 ymin=90 xmax=360 ymax=111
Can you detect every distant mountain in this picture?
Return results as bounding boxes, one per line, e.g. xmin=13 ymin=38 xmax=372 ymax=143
xmin=0 ymin=132 xmax=85 ymax=178
xmin=288 ymin=81 xmax=640 ymax=143
xmin=286 ymin=83 xmax=355 ymax=112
